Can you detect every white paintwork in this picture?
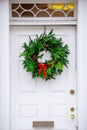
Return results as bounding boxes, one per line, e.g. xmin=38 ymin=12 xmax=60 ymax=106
xmin=77 ymin=0 xmax=87 ymax=130
xmin=38 ymin=51 xmax=51 ymax=62
xmin=0 ymin=0 xmax=87 ymax=130
xmin=10 ymin=25 xmax=76 ymax=130
xmin=0 ymin=0 xmax=10 ymax=130
xmin=10 ymin=0 xmax=76 ymax=2
xmin=10 ymin=20 xmax=77 ymax=26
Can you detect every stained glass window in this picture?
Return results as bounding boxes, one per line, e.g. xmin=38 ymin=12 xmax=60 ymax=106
xmin=11 ymin=3 xmax=75 ymax=18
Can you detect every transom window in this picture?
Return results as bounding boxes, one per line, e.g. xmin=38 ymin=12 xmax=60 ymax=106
xmin=11 ymin=3 xmax=75 ymax=18
xmin=10 ymin=0 xmax=77 ymax=24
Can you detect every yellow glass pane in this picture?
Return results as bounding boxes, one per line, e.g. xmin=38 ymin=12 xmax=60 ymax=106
xmin=63 ymin=6 xmax=68 ymax=11
xmin=48 ymin=4 xmax=64 ymax=10
xmin=67 ymin=3 xmax=74 ymax=10
xmin=48 ymin=3 xmax=74 ymax=11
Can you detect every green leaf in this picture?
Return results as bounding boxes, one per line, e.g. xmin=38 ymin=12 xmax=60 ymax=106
xmin=19 ymin=51 xmax=28 ymax=57
xmin=47 ymin=68 xmax=52 ymax=75
xmin=23 ymin=42 xmax=29 ymax=50
xmin=56 ymin=62 xmax=63 ymax=70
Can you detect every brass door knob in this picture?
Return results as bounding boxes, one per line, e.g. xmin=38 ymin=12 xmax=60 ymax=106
xmin=70 ymin=89 xmax=75 ymax=95
xmin=70 ymin=114 xmax=75 ymax=119
xmin=70 ymin=107 xmax=75 ymax=112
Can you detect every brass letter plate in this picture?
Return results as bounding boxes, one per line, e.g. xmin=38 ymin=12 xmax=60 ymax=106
xmin=33 ymin=121 xmax=54 ymax=128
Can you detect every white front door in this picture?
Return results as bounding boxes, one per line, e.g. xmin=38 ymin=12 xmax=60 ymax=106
xmin=10 ymin=25 xmax=77 ymax=130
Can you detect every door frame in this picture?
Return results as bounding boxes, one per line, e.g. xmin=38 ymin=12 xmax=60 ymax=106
xmin=0 ymin=0 xmax=87 ymax=130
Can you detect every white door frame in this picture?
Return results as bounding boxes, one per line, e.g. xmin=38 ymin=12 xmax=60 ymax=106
xmin=0 ymin=0 xmax=87 ymax=130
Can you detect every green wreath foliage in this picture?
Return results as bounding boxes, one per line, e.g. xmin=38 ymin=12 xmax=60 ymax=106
xmin=19 ymin=30 xmax=70 ymax=80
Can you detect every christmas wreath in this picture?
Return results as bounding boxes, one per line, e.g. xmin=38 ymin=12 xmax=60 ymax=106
xmin=19 ymin=30 xmax=70 ymax=80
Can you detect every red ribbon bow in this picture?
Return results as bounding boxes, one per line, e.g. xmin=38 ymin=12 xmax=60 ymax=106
xmin=38 ymin=62 xmax=48 ymax=78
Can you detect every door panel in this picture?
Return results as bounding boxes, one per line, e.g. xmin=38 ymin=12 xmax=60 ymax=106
xmin=10 ymin=25 xmax=77 ymax=130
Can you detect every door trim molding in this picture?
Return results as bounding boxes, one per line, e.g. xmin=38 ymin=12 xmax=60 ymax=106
xmin=10 ymin=20 xmax=77 ymax=26
xmin=0 ymin=0 xmax=87 ymax=130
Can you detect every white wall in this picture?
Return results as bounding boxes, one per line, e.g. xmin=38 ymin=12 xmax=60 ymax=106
xmin=0 ymin=0 xmax=10 ymax=130
xmin=78 ymin=0 xmax=87 ymax=130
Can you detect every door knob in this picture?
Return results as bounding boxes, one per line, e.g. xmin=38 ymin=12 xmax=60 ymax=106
xmin=70 ymin=107 xmax=75 ymax=112
xmin=70 ymin=89 xmax=75 ymax=95
xmin=70 ymin=114 xmax=75 ymax=119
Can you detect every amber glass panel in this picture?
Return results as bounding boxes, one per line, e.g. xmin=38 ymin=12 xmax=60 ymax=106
xmin=31 ymin=7 xmax=39 ymax=14
xmin=21 ymin=4 xmax=34 ymax=9
xmin=52 ymin=11 xmax=65 ymax=17
xmin=21 ymin=11 xmax=34 ymax=17
xmin=16 ymin=7 xmax=23 ymax=13
xmin=36 ymin=4 xmax=48 ymax=10
xmin=12 ymin=11 xmax=19 ymax=17
xmin=47 ymin=8 xmax=54 ymax=14
xmin=12 ymin=4 xmax=19 ymax=10
xmin=67 ymin=11 xmax=74 ymax=17
xmin=37 ymin=11 xmax=49 ymax=17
